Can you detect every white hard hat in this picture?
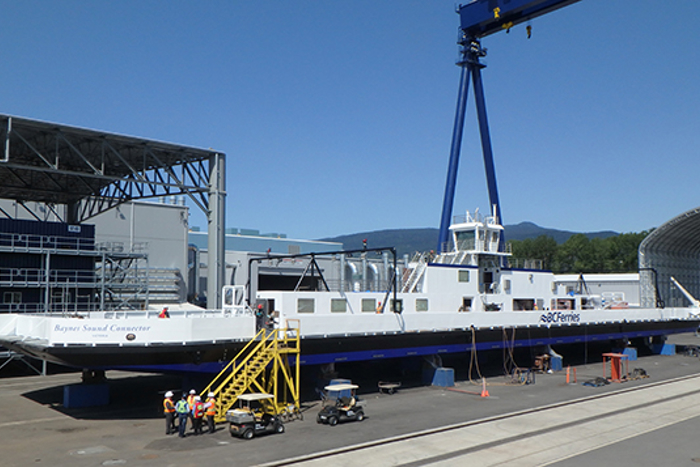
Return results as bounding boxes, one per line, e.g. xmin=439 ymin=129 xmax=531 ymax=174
xmin=165 ymin=391 xmax=173 ymax=398
xmin=189 ymin=389 xmax=196 ymax=394
xmin=194 ymin=395 xmax=201 ymax=401
xmin=208 ymin=392 xmax=215 ymax=397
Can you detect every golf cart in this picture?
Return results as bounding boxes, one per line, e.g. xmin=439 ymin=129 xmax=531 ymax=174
xmin=225 ymin=393 xmax=285 ymax=439
xmin=317 ymin=383 xmax=365 ymax=426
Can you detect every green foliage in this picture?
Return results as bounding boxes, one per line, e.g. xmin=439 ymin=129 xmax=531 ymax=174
xmin=508 ymin=231 xmax=649 ymax=273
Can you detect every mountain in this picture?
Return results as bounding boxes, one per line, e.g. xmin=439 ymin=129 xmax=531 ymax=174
xmin=319 ymin=222 xmax=618 ymax=258
xmin=505 ymin=222 xmax=618 ymax=244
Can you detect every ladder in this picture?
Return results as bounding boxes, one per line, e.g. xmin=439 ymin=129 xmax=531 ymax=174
xmin=402 ymin=253 xmax=427 ymax=293
xmin=202 ymin=319 xmax=301 ymax=423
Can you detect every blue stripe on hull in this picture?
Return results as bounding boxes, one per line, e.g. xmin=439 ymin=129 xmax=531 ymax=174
xmin=299 ymin=325 xmax=696 ymax=365
xmin=107 ymin=325 xmax=697 ymax=373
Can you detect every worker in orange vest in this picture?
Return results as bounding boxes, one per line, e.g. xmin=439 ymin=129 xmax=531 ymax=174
xmin=163 ymin=391 xmax=176 ymax=435
xmin=204 ymin=392 xmax=217 ymax=433
xmin=186 ymin=389 xmax=196 ymax=429
xmin=192 ymin=396 xmax=205 ymax=435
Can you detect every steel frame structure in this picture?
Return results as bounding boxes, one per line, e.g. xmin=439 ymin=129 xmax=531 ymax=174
xmin=438 ymin=0 xmax=581 ymax=252
xmin=0 ymin=114 xmax=226 ymax=308
xmin=639 ymin=207 xmax=700 ymax=309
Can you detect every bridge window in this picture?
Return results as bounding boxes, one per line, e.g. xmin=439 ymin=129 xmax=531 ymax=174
xmin=331 ymin=298 xmax=347 ymax=313
xmin=455 ymin=231 xmax=475 ymax=250
xmin=458 ymin=270 xmax=470 ymax=282
xmin=297 ymin=298 xmax=315 ymax=314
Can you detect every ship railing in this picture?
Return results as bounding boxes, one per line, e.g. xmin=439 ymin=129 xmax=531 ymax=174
xmin=97 ymin=307 xmax=242 ymax=319
xmin=433 ymin=251 xmax=471 ymax=265
xmin=506 ymin=258 xmax=543 ymax=270
xmin=452 ymin=211 xmax=484 ymax=225
xmin=325 ymin=279 xmax=394 ymax=293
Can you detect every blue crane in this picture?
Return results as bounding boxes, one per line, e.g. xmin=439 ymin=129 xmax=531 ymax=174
xmin=437 ymin=0 xmax=581 ymax=253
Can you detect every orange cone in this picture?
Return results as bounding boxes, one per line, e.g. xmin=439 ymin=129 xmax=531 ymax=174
xmin=480 ymin=378 xmax=489 ymax=397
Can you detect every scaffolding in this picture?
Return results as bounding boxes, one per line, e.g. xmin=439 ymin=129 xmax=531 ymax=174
xmin=0 ymin=114 xmax=226 ymax=309
xmin=202 ymin=320 xmax=301 ymax=424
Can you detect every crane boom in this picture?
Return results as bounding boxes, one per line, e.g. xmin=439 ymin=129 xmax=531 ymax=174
xmin=459 ymin=0 xmax=581 ymax=39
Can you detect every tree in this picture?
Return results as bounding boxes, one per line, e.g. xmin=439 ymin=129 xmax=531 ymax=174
xmin=509 ymin=231 xmax=648 ymax=274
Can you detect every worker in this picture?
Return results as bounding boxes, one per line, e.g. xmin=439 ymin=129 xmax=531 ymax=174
xmin=255 ymin=304 xmax=264 ymax=330
xmin=192 ymin=396 xmax=205 ymax=435
xmin=204 ymin=392 xmax=217 ymax=434
xmin=163 ymin=391 xmax=176 ymax=435
xmin=187 ymin=389 xmax=196 ymax=428
xmin=376 ymin=302 xmax=383 ymax=314
xmin=175 ymin=393 xmax=189 ymax=438
xmin=158 ymin=306 xmax=170 ymax=318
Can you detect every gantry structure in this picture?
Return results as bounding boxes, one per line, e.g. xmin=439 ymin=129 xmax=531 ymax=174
xmin=0 ymin=114 xmax=226 ymax=309
xmin=438 ymin=0 xmax=581 ymax=252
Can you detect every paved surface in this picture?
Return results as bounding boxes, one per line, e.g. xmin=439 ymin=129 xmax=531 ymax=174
xmin=2 ymin=336 xmax=700 ymax=466
xmin=280 ymin=373 xmax=700 ymax=466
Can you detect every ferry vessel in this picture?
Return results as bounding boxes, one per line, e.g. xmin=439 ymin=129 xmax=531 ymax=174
xmin=0 ymin=206 xmax=696 ymax=373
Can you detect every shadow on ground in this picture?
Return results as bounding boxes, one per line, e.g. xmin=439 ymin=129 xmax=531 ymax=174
xmin=22 ymin=373 xmax=183 ymax=420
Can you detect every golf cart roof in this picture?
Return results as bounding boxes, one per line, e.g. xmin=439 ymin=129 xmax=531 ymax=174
xmin=324 ymin=383 xmax=358 ymax=391
xmin=238 ymin=393 xmax=274 ymax=401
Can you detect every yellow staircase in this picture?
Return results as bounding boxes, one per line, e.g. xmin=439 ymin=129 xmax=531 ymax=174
xmin=202 ymin=319 xmax=301 ymax=424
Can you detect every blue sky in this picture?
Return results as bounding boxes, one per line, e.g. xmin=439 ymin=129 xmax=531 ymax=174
xmin=1 ymin=1 xmax=698 ymax=240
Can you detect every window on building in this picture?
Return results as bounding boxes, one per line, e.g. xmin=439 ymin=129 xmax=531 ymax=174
xmin=416 ymin=298 xmax=428 ymax=312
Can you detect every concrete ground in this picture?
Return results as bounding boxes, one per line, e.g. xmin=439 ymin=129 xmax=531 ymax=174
xmin=2 ymin=334 xmax=700 ymax=466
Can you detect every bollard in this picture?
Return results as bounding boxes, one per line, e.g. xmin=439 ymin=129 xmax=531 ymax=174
xmin=566 ymin=366 xmax=570 ymax=384
xmin=573 ymin=367 xmax=577 ymax=383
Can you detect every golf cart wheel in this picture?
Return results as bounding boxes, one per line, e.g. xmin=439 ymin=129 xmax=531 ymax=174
xmin=276 ymin=423 xmax=285 ymax=434
xmin=356 ymin=411 xmax=365 ymax=422
xmin=243 ymin=429 xmax=254 ymax=440
xmin=328 ymin=416 xmax=338 ymax=426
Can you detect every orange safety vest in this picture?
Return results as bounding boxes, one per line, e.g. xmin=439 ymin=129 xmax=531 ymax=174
xmin=163 ymin=398 xmax=175 ymax=413
xmin=205 ymin=397 xmax=216 ymax=416
xmin=193 ymin=401 xmax=204 ymax=418
xmin=187 ymin=394 xmax=196 ymax=410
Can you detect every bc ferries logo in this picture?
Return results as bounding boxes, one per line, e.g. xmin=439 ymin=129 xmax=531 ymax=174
xmin=539 ymin=312 xmax=580 ymax=324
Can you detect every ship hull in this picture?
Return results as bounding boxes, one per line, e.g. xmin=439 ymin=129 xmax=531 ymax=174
xmin=3 ymin=319 xmax=695 ymax=373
